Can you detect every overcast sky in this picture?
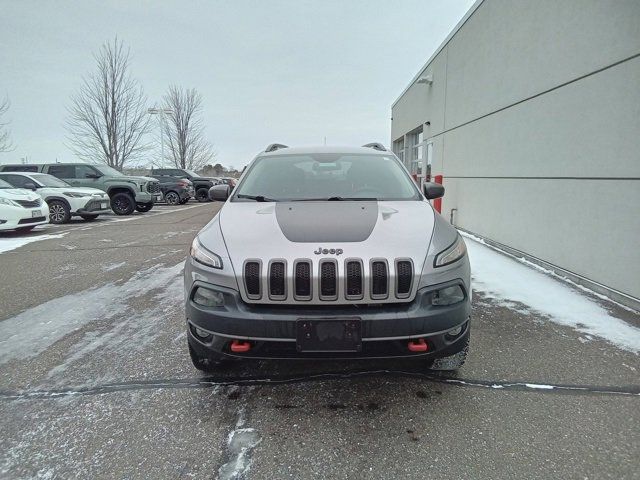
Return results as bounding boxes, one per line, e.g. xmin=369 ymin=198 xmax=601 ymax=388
xmin=0 ymin=0 xmax=475 ymax=169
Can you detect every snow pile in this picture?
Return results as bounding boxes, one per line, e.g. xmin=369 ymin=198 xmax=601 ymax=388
xmin=463 ymin=234 xmax=640 ymax=354
xmin=0 ymin=232 xmax=67 ymax=254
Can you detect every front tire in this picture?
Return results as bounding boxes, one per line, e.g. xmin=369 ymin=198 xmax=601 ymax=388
xmin=135 ymin=203 xmax=153 ymax=213
xmin=195 ymin=188 xmax=209 ymax=202
xmin=164 ymin=191 xmax=180 ymax=205
xmin=110 ymin=193 xmax=135 ymax=215
xmin=49 ymin=200 xmax=71 ymax=224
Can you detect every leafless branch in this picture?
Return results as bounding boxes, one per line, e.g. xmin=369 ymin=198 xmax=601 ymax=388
xmin=162 ymin=85 xmax=215 ymax=171
xmin=0 ymin=96 xmax=15 ymax=152
xmin=65 ymin=38 xmax=150 ymax=169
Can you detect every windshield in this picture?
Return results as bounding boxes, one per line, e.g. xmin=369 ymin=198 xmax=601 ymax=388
xmin=0 ymin=179 xmax=12 ymax=189
xmin=95 ymin=165 xmax=124 ymax=177
xmin=233 ymin=153 xmax=420 ymax=202
xmin=31 ymin=173 xmax=71 ymax=187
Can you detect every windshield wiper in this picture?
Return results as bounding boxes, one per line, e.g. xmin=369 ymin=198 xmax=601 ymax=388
xmin=293 ymin=196 xmax=378 ymax=201
xmin=236 ymin=194 xmax=277 ymax=202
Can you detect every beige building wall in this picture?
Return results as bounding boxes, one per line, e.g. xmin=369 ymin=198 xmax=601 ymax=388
xmin=391 ymin=0 xmax=640 ymax=305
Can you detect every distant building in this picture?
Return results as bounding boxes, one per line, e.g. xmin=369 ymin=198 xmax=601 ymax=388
xmin=391 ymin=0 xmax=640 ymax=308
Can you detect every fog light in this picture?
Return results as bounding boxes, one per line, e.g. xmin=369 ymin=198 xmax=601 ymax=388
xmin=194 ymin=326 xmax=211 ymax=339
xmin=448 ymin=325 xmax=463 ymax=337
xmin=432 ymin=285 xmax=464 ymax=306
xmin=193 ymin=287 xmax=225 ymax=307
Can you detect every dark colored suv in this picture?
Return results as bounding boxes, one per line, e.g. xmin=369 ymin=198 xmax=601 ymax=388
xmin=151 ymin=168 xmax=214 ymax=202
xmin=157 ymin=177 xmax=194 ymax=205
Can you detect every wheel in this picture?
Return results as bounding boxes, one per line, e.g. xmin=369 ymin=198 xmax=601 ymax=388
xmin=110 ymin=192 xmax=135 ymax=215
xmin=164 ymin=191 xmax=180 ymax=205
xmin=429 ymin=336 xmax=469 ymax=372
xmin=48 ymin=200 xmax=71 ymax=224
xmin=79 ymin=214 xmax=99 ymax=221
xmin=188 ymin=342 xmax=228 ymax=372
xmin=195 ymin=188 xmax=210 ymax=202
xmin=135 ymin=203 xmax=153 ymax=213
xmin=15 ymin=226 xmax=35 ymax=232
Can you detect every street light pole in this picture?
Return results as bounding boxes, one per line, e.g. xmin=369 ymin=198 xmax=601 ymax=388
xmin=148 ymin=107 xmax=173 ymax=168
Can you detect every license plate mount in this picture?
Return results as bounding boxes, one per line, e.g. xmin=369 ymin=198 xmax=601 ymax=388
xmin=296 ymin=318 xmax=362 ymax=352
xmin=31 ymin=210 xmax=40 ymax=218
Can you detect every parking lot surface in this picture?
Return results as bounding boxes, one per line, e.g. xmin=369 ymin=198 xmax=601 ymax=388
xmin=1 ymin=204 xmax=638 ymax=479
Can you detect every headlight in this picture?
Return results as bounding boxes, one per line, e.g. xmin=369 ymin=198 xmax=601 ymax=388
xmin=63 ymin=192 xmax=91 ymax=198
xmin=0 ymin=197 xmax=20 ymax=207
xmin=434 ymin=234 xmax=467 ymax=267
xmin=190 ymin=237 xmax=223 ymax=269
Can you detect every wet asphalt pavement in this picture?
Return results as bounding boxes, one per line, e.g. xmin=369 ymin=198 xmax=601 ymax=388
xmin=0 ymin=203 xmax=638 ymax=479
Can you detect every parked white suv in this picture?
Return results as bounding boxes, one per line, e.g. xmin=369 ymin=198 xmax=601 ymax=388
xmin=0 ymin=178 xmax=49 ymax=232
xmin=0 ymin=172 xmax=111 ymax=224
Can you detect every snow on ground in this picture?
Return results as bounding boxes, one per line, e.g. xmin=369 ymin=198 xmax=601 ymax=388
xmin=462 ymin=232 xmax=640 ymax=354
xmin=0 ymin=232 xmax=68 ymax=254
xmin=0 ymin=262 xmax=183 ymax=366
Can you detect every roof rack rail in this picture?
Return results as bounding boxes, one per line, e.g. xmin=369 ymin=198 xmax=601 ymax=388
xmin=362 ymin=142 xmax=387 ymax=152
xmin=265 ymin=143 xmax=289 ymax=153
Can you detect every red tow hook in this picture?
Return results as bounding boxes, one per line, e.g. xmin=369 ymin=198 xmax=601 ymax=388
xmin=407 ymin=338 xmax=429 ymax=352
xmin=230 ymin=340 xmax=252 ymax=353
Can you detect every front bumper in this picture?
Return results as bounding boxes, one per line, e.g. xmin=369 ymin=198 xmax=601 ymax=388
xmin=0 ymin=205 xmax=49 ymax=231
xmin=75 ymin=198 xmax=111 ymax=214
xmin=133 ymin=192 xmax=162 ymax=204
xmin=186 ymin=279 xmax=470 ymax=360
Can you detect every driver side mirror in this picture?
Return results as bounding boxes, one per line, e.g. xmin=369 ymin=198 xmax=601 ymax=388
xmin=423 ymin=182 xmax=445 ymax=200
xmin=86 ymin=173 xmax=101 ymax=179
xmin=23 ymin=182 xmax=37 ymax=191
xmin=209 ymin=184 xmax=230 ymax=201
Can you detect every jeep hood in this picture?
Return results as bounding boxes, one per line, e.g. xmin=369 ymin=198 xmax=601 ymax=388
xmin=215 ymin=200 xmax=435 ymax=270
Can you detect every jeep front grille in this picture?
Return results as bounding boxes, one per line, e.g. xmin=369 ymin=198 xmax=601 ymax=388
xmin=345 ymin=260 xmax=363 ymax=300
xmin=244 ymin=261 xmax=261 ymax=299
xmin=240 ymin=257 xmax=415 ymax=304
xmin=319 ymin=260 xmax=338 ymax=300
xmin=268 ymin=261 xmax=286 ymax=300
xmin=396 ymin=260 xmax=413 ymax=298
xmin=294 ymin=260 xmax=312 ymax=300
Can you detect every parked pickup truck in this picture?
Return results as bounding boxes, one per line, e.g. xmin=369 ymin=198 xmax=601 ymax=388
xmin=150 ymin=168 xmax=214 ymax=202
xmin=0 ymin=163 xmax=162 ymax=215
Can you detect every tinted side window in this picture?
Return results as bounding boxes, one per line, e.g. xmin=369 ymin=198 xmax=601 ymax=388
xmin=169 ymin=169 xmax=184 ymax=176
xmin=0 ymin=165 xmax=38 ymax=172
xmin=47 ymin=165 xmax=76 ymax=178
xmin=75 ymin=165 xmax=98 ymax=178
xmin=1 ymin=174 xmax=31 ymax=188
xmin=153 ymin=169 xmax=167 ymax=175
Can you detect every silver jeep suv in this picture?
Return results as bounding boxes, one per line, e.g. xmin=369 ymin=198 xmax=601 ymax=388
xmin=184 ymin=144 xmax=471 ymax=371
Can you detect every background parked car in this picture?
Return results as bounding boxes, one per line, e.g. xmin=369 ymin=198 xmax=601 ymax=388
xmin=0 ymin=172 xmax=110 ymax=223
xmin=157 ymin=177 xmax=194 ymax=205
xmin=218 ymin=177 xmax=237 ymax=189
xmin=150 ymin=168 xmax=214 ymax=202
xmin=0 ymin=163 xmax=162 ymax=215
xmin=0 ymin=178 xmax=49 ymax=232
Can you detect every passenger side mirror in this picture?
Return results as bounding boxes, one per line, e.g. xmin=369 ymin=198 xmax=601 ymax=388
xmin=423 ymin=182 xmax=445 ymax=200
xmin=209 ymin=184 xmax=230 ymax=201
xmin=24 ymin=182 xmax=37 ymax=191
xmin=86 ymin=173 xmax=101 ymax=179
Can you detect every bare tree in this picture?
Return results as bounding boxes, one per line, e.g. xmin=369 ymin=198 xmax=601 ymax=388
xmin=162 ymin=85 xmax=215 ymax=171
xmin=0 ymin=96 xmax=15 ymax=152
xmin=66 ymin=38 xmax=150 ymax=169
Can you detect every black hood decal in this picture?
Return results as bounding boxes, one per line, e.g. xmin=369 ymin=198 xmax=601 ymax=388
xmin=275 ymin=202 xmax=378 ymax=242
